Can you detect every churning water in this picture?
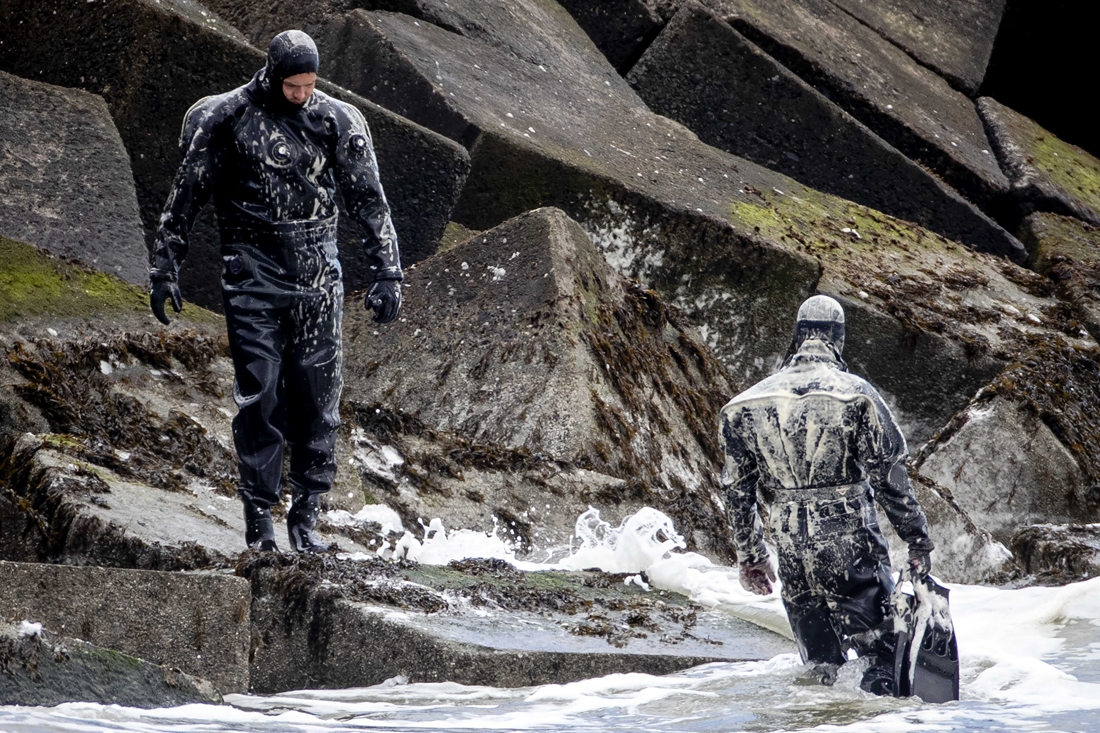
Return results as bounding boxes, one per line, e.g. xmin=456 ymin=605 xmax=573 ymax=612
xmin=3 ymin=508 xmax=1099 ymax=733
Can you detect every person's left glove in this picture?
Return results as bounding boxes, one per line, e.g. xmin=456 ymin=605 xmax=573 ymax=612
xmin=365 ymin=279 xmax=402 ymax=324
xmin=150 ymin=278 xmax=182 ymax=325
xmin=908 ymin=546 xmax=932 ymax=579
xmin=739 ymin=559 xmax=777 ymax=596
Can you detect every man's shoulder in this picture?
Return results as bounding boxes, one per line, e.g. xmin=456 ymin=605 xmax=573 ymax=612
xmin=183 ymin=85 xmax=250 ymax=128
xmin=308 ymin=89 xmax=361 ymax=122
xmin=721 ymin=364 xmax=876 ymax=414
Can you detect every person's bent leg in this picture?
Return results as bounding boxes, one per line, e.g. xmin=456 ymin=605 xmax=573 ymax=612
xmin=283 ymin=289 xmax=342 ymax=552
xmin=225 ymin=292 xmax=289 ymax=550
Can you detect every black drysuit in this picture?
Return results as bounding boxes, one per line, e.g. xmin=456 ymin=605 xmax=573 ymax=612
xmin=720 ymin=338 xmax=934 ymax=692
xmin=151 ymin=57 xmax=401 ymax=509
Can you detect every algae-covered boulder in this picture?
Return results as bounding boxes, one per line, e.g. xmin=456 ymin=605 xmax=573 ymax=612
xmin=0 ymin=622 xmax=221 ymax=707
xmin=704 ymin=0 xmax=1008 ymax=210
xmin=343 ymin=207 xmax=735 ymax=556
xmin=1019 ymin=212 xmax=1100 ymax=341
xmin=978 ymin=97 xmax=1100 ymax=227
xmin=0 ymin=0 xmax=470 ymax=309
xmin=914 ymin=338 xmax=1100 ymax=543
xmin=826 ymin=0 xmax=1007 ymax=95
xmin=1010 ymin=523 xmax=1100 ymax=584
xmin=627 ymin=3 xmax=1016 ymax=255
xmin=0 ymin=561 xmax=250 ymax=694
xmin=0 ymin=72 xmax=146 ymax=285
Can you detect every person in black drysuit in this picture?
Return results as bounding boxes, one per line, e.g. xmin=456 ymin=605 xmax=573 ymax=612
xmin=148 ymin=30 xmax=402 ymax=553
xmin=720 ymin=295 xmax=934 ymax=695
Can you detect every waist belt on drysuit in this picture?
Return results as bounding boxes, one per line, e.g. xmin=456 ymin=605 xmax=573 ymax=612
xmin=219 ymin=214 xmax=338 ymax=248
xmin=770 ymin=480 xmax=877 ymax=542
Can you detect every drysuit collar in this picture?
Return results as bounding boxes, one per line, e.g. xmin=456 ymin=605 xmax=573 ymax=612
xmin=249 ymin=30 xmax=319 ymax=115
xmin=783 ymin=337 xmax=848 ymax=371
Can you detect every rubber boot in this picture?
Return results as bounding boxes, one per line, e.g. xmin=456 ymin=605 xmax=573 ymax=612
xmin=287 ymin=493 xmax=331 ymax=553
xmin=243 ymin=500 xmax=279 ymax=552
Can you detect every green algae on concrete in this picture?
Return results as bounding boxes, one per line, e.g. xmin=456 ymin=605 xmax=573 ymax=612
xmin=0 ymin=237 xmax=220 ymax=326
xmin=978 ymin=97 xmax=1100 ymax=226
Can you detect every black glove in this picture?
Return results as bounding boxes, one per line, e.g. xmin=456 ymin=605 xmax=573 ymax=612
xmin=739 ymin=559 xmax=777 ymax=596
xmin=908 ymin=547 xmax=932 ymax=579
xmin=150 ymin=278 xmax=182 ymax=325
xmin=365 ymin=279 xmax=402 ymax=324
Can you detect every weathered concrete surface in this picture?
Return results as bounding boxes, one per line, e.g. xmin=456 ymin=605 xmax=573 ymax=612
xmin=243 ymin=555 xmax=794 ymax=692
xmin=0 ymin=0 xmax=470 ymax=309
xmin=311 ymin=1 xmax=1054 ymax=446
xmin=1019 ymin=212 xmax=1100 ymax=342
xmin=628 ymin=3 xmax=1018 ymax=255
xmin=978 ymin=97 xmax=1100 ymax=228
xmin=826 ymin=0 xmax=1007 ymax=95
xmin=705 ymin=0 xmax=1008 ymax=211
xmin=343 ymin=208 xmax=735 ymax=555
xmin=915 ymin=388 xmax=1100 ymax=544
xmin=1010 ymin=523 xmax=1100 ymax=584
xmin=0 ymin=561 xmax=250 ymax=693
xmin=0 ymin=622 xmax=220 ymax=707
xmin=200 ymin=0 xmax=362 ymax=47
xmin=555 ymin=0 xmax=665 ymax=72
xmin=0 ymin=72 xmax=146 ymax=285
xmin=879 ymin=472 xmax=1012 ymax=585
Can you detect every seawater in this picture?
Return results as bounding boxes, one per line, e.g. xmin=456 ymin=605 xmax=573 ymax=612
xmin=4 ymin=508 xmax=1100 ymax=733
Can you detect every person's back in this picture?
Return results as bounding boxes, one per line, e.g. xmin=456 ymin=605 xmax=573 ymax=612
xmin=721 ymin=340 xmax=901 ymax=494
xmin=720 ymin=295 xmax=934 ymax=696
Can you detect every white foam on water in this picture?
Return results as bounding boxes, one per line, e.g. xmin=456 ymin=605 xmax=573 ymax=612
xmin=4 ymin=508 xmax=1100 ymax=732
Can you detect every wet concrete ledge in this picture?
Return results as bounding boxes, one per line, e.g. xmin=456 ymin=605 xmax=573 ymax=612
xmin=0 ymin=622 xmax=221 ymax=707
xmin=0 ymin=560 xmax=250 ymax=694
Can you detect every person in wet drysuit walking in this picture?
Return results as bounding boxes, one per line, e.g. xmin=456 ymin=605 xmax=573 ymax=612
xmin=148 ymin=30 xmax=402 ymax=553
xmin=720 ymin=295 xmax=934 ymax=695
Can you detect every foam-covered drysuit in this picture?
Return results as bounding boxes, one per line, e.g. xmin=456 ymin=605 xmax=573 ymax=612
xmin=150 ymin=31 xmax=402 ymax=552
xmin=720 ymin=296 xmax=934 ymax=695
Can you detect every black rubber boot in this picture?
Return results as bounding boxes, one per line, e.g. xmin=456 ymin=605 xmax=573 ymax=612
xmin=243 ymin=500 xmax=279 ymax=552
xmin=287 ymin=493 xmax=331 ymax=553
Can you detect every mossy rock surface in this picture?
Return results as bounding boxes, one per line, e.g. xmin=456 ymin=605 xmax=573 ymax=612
xmin=0 ymin=236 xmax=221 ymax=327
xmin=628 ymin=4 xmax=1016 ymax=254
xmin=979 ymin=97 xmax=1100 ymax=227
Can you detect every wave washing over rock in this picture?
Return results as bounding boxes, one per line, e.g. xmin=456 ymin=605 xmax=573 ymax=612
xmin=2 ymin=0 xmax=1100 ymax=727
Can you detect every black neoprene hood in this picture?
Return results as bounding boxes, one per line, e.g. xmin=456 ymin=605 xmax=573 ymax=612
xmin=266 ymin=30 xmax=319 ymax=84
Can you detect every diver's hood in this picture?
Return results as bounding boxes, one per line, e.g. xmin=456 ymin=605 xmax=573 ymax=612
xmin=254 ymin=30 xmax=319 ymax=115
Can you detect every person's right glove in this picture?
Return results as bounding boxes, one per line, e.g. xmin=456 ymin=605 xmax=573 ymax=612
xmin=365 ymin=279 xmax=402 ymax=324
xmin=150 ymin=278 xmax=182 ymax=325
xmin=908 ymin=547 xmax=932 ymax=579
xmin=739 ymin=559 xmax=777 ymax=596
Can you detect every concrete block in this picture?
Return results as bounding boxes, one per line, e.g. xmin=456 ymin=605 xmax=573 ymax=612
xmin=0 ymin=560 xmax=251 ymax=693
xmin=0 ymin=72 xmax=146 ymax=285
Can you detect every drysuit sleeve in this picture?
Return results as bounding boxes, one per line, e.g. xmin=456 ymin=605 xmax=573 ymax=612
xmin=858 ymin=389 xmax=934 ymax=552
xmin=720 ymin=408 xmax=770 ymax=566
xmin=333 ymin=104 xmax=402 ymax=281
xmin=150 ymin=98 xmax=225 ymax=282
